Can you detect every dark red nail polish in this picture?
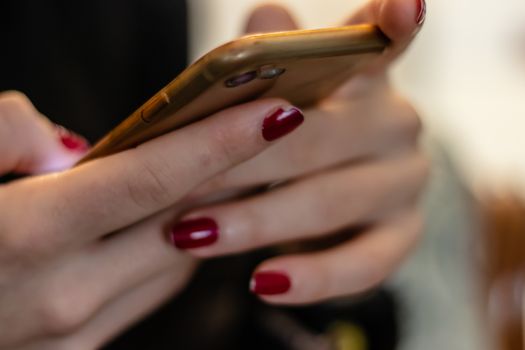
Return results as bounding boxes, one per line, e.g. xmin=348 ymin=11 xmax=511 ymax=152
xmin=250 ymin=271 xmax=291 ymax=295
xmin=262 ymin=107 xmax=304 ymax=141
xmin=416 ymin=0 xmax=426 ymax=25
xmin=170 ymin=218 xmax=218 ymax=249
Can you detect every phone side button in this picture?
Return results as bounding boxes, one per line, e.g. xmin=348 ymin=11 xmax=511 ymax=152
xmin=141 ymin=93 xmax=170 ymax=123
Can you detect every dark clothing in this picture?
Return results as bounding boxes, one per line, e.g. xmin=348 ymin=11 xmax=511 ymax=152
xmin=1 ymin=0 xmax=188 ymax=141
xmin=0 ymin=2 xmax=398 ymax=349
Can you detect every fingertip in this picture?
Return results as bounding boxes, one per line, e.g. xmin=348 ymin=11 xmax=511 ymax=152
xmin=250 ymin=257 xmax=323 ymax=305
xmin=43 ymin=125 xmax=90 ymax=171
xmin=25 ymin=123 xmax=87 ymax=173
xmin=244 ymin=4 xmax=299 ymax=34
xmin=378 ymin=0 xmax=425 ymax=43
xmin=54 ymin=125 xmax=90 ymax=154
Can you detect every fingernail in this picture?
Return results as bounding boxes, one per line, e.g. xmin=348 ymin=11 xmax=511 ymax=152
xmin=250 ymin=271 xmax=291 ymax=295
xmin=262 ymin=107 xmax=304 ymax=141
xmin=55 ymin=125 xmax=89 ymax=152
xmin=170 ymin=218 xmax=219 ymax=249
xmin=416 ymin=0 xmax=426 ymax=25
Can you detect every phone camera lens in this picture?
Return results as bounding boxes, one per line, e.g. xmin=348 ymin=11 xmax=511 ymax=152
xmin=225 ymin=71 xmax=258 ymax=88
xmin=258 ymin=66 xmax=286 ymax=80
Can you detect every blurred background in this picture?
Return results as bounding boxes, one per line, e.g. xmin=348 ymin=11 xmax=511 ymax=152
xmin=188 ymin=1 xmax=525 ymax=349
xmin=190 ymin=0 xmax=525 ymax=193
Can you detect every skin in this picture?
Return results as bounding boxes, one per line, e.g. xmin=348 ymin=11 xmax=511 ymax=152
xmin=0 ymin=0 xmax=428 ymax=348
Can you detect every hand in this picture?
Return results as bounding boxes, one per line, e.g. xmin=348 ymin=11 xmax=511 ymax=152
xmin=170 ymin=0 xmax=429 ymax=304
xmin=0 ymin=91 xmax=304 ymax=349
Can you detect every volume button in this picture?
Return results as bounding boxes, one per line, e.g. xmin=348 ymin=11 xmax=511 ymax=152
xmin=140 ymin=92 xmax=170 ymax=123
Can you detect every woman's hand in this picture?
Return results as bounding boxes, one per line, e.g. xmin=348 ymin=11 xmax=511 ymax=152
xmin=171 ymin=0 xmax=429 ymax=304
xmin=0 ymin=92 xmax=303 ymax=349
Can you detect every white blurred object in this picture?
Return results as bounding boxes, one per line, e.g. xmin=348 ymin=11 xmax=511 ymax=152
xmin=189 ymin=0 xmax=525 ymax=194
xmin=392 ymin=0 xmax=525 ymax=196
xmin=188 ymin=0 xmax=367 ymax=59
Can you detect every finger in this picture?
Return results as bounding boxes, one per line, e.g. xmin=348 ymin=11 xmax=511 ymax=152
xmin=193 ymin=93 xmax=420 ymax=194
xmin=62 ymin=206 xmax=196 ymax=317
xmin=244 ymin=4 xmax=299 ymax=34
xmin=344 ymin=0 xmax=426 ymax=72
xmin=0 ymin=91 xmax=88 ymax=175
xmin=65 ymin=269 xmax=189 ymax=350
xmin=10 ymin=204 xmax=196 ymax=346
xmin=23 ymin=268 xmax=185 ymax=350
xmin=172 ymin=152 xmax=428 ymax=256
xmin=251 ymin=210 xmax=422 ymax=304
xmin=1 ymin=100 xmax=303 ymax=247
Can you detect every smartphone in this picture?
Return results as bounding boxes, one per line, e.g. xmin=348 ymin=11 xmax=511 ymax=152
xmin=78 ymin=24 xmax=389 ymax=164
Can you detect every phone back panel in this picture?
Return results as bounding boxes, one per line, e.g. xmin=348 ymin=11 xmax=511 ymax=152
xmin=80 ymin=25 xmax=388 ymax=163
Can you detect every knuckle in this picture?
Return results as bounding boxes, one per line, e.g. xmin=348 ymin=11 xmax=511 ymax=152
xmin=36 ymin=287 xmax=93 ymax=336
xmin=124 ymin=153 xmax=178 ymax=209
xmin=209 ymin=126 xmax=248 ymax=167
xmin=0 ymin=217 xmax=60 ymax=261
xmin=0 ymin=90 xmax=31 ymax=106
xmin=0 ymin=91 xmax=35 ymax=118
xmin=0 ymin=227 xmax=40 ymax=262
xmin=0 ymin=91 xmax=42 ymax=143
xmin=391 ymin=97 xmax=423 ymax=143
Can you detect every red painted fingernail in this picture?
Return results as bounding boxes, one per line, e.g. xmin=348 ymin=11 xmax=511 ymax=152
xmin=416 ymin=0 xmax=426 ymax=25
xmin=55 ymin=125 xmax=89 ymax=152
xmin=262 ymin=107 xmax=304 ymax=141
xmin=60 ymin=134 xmax=89 ymax=151
xmin=250 ymin=271 xmax=291 ymax=295
xmin=170 ymin=218 xmax=219 ymax=249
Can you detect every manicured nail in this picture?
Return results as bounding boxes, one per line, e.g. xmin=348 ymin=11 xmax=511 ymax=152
xmin=55 ymin=125 xmax=89 ymax=152
xmin=170 ymin=218 xmax=218 ymax=249
xmin=250 ymin=271 xmax=291 ymax=295
xmin=416 ymin=0 xmax=426 ymax=25
xmin=262 ymin=107 xmax=304 ymax=141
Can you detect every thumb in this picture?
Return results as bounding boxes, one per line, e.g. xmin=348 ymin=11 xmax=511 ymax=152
xmin=0 ymin=91 xmax=89 ymax=175
xmin=344 ymin=0 xmax=426 ymax=70
xmin=244 ymin=4 xmax=299 ymax=34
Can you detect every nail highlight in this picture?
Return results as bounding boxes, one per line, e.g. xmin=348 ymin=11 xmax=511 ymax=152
xmin=170 ymin=218 xmax=219 ymax=249
xmin=262 ymin=107 xmax=304 ymax=141
xmin=250 ymin=271 xmax=291 ymax=295
xmin=416 ymin=0 xmax=426 ymax=25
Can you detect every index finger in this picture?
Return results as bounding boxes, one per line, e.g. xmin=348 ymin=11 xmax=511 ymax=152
xmin=1 ymin=99 xmax=303 ymax=248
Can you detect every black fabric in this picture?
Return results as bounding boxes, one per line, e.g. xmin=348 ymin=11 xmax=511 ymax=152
xmin=0 ymin=2 xmax=399 ymax=348
xmin=0 ymin=0 xmax=188 ymax=142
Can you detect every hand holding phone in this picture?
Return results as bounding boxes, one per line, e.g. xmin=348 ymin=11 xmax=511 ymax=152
xmin=0 ymin=1 xmax=427 ymax=348
xmin=79 ymin=24 xmax=389 ymax=163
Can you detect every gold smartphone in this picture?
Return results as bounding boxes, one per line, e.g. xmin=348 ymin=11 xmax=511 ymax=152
xmin=79 ymin=24 xmax=389 ymax=164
